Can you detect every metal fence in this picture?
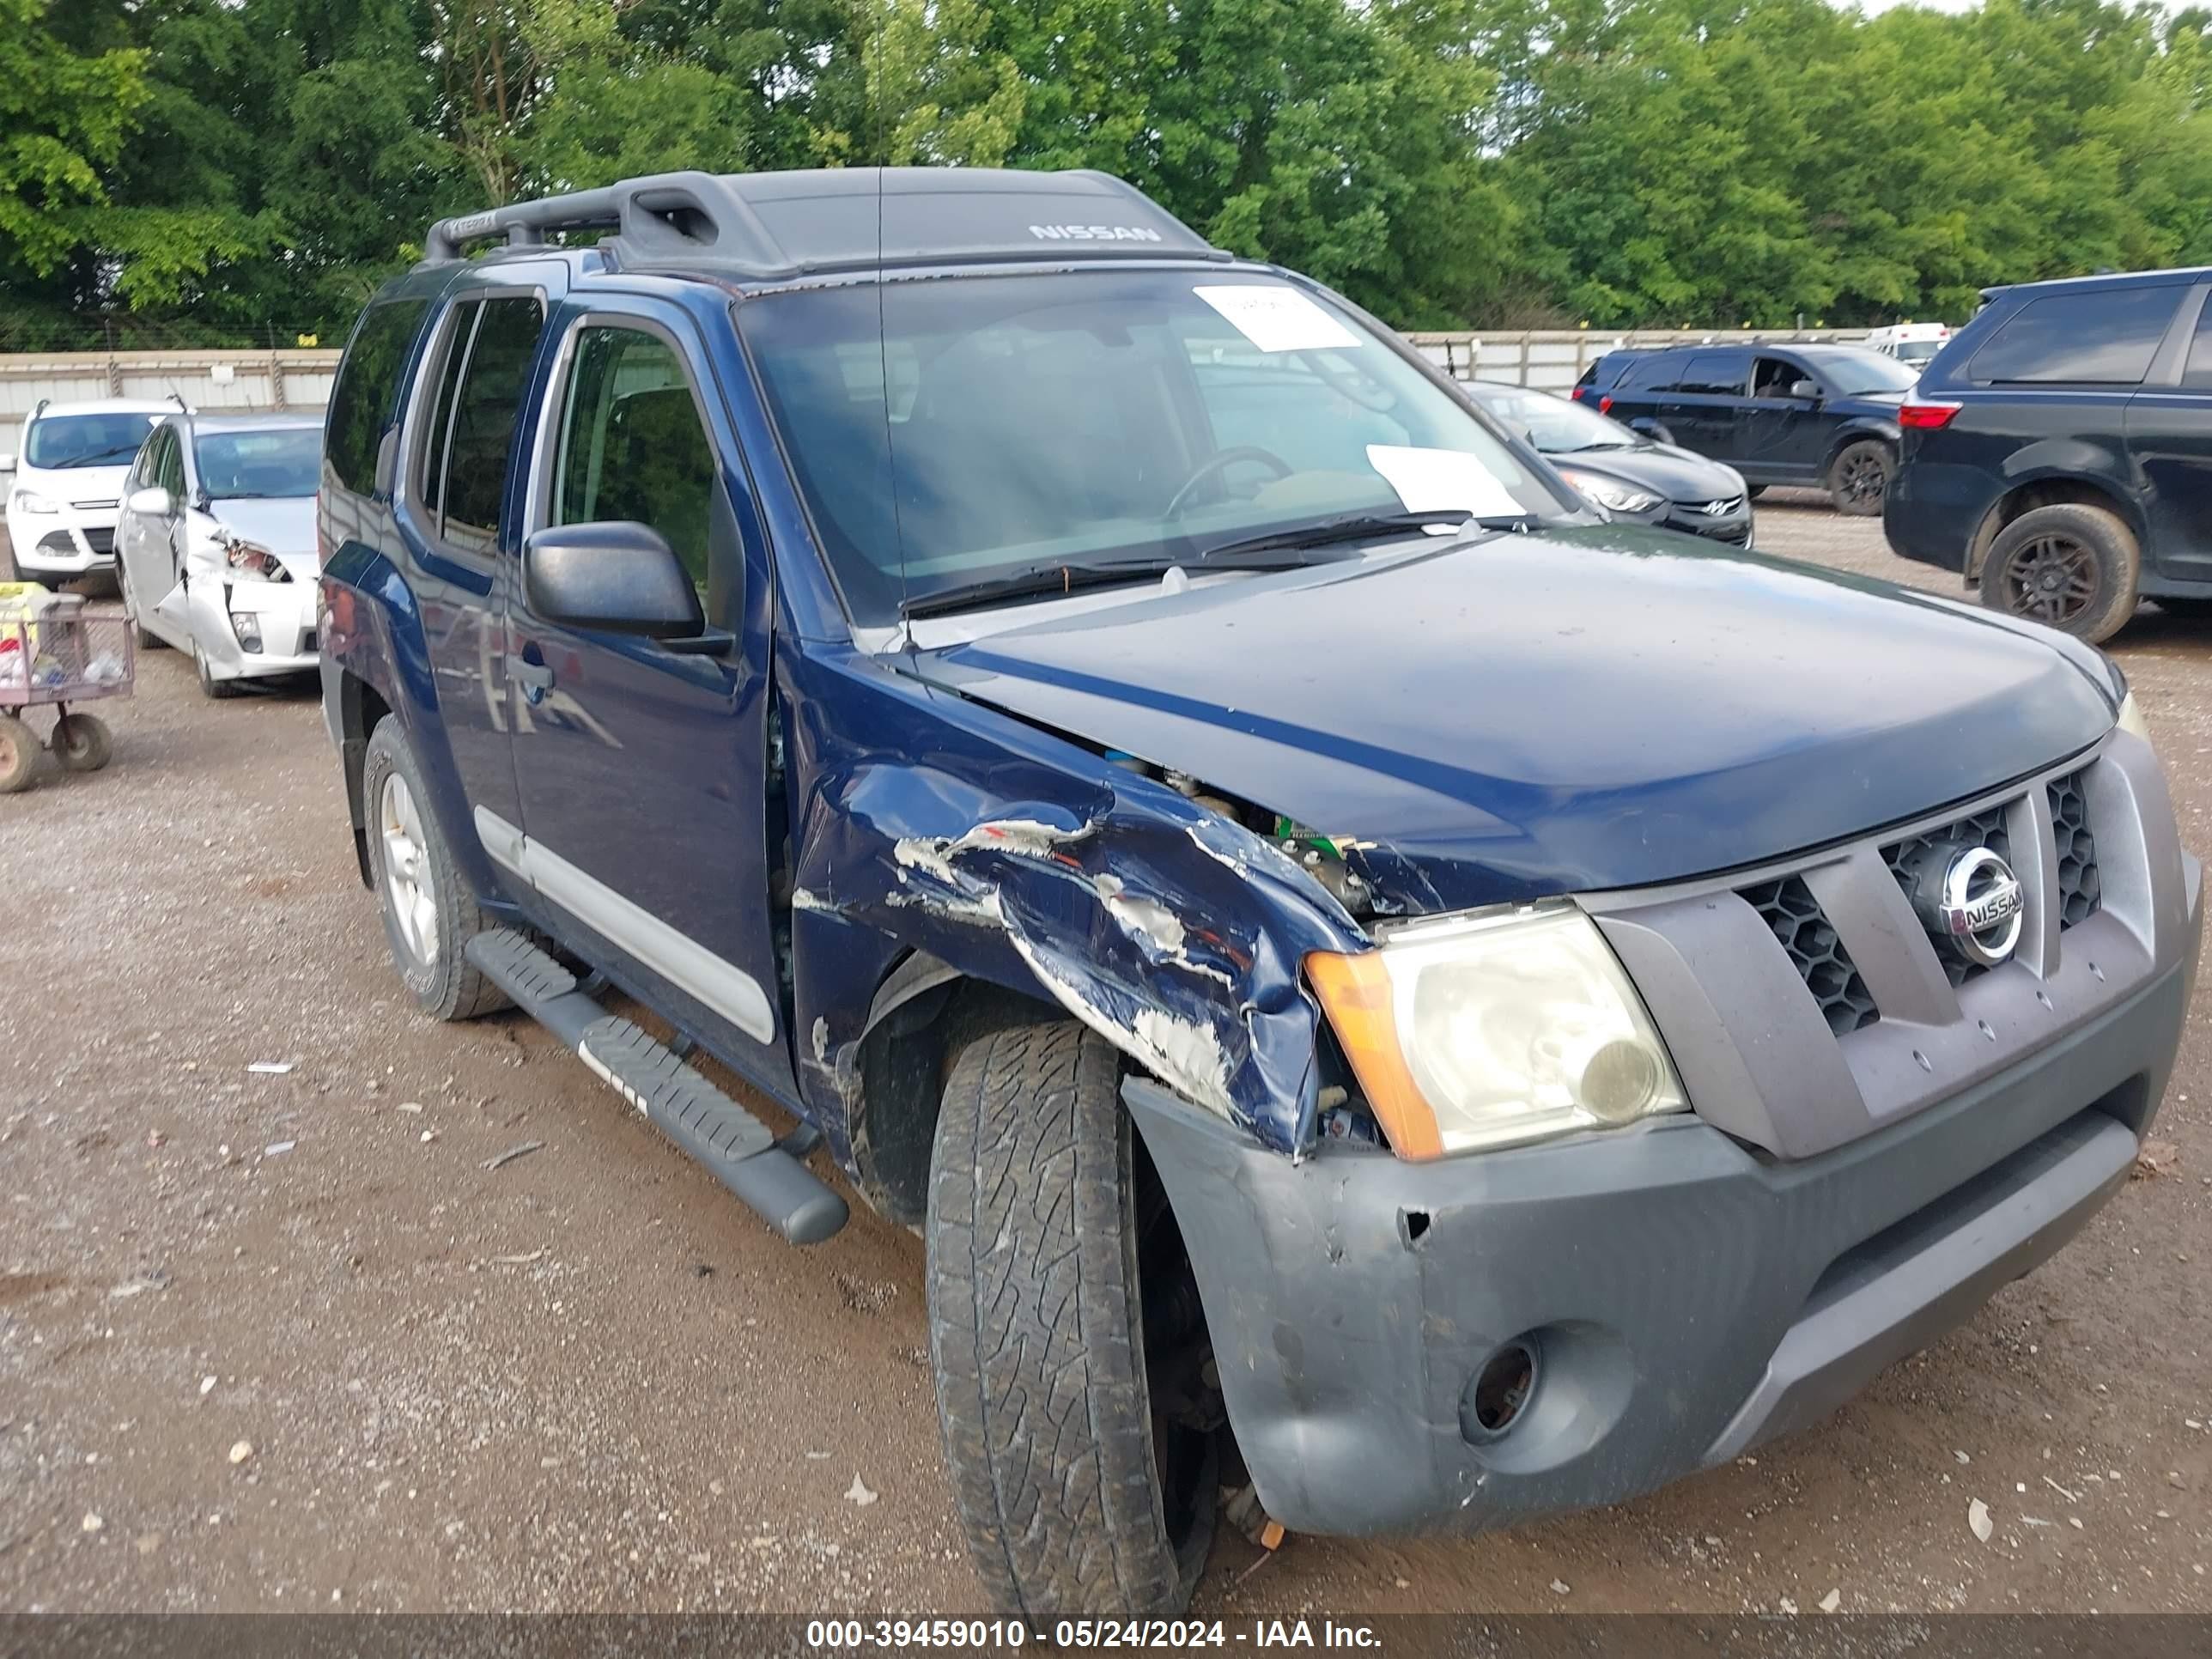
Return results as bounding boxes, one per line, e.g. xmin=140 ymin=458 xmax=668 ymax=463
xmin=0 ymin=326 xmax=1881 ymax=459
xmin=0 ymin=349 xmax=339 ymax=460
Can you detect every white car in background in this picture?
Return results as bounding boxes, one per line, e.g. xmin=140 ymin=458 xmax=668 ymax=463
xmin=113 ymin=411 xmax=324 ymax=698
xmin=1862 ymin=321 xmax=1951 ymax=368
xmin=3 ymin=398 xmax=175 ymax=586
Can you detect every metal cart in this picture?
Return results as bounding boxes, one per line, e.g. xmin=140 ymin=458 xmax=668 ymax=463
xmin=0 ymin=597 xmax=135 ymax=793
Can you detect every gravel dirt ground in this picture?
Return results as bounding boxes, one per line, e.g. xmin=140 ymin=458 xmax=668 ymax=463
xmin=2 ymin=493 xmax=2208 ymax=1619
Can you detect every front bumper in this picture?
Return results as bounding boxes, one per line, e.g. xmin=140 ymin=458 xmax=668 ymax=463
xmin=188 ymin=574 xmax=319 ymax=680
xmin=7 ymin=514 xmax=117 ymax=575
xmin=1128 ymin=884 xmax=2197 ymax=1539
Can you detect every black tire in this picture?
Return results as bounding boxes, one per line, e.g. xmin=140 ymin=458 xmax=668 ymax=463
xmin=1981 ymin=502 xmax=2140 ymax=645
xmin=2153 ymin=596 xmax=2212 ymax=621
xmin=53 ymin=712 xmax=112 ymax=773
xmin=927 ymin=1023 xmax=1217 ymax=1622
xmin=193 ymin=638 xmax=242 ymax=700
xmin=1827 ymin=439 xmax=1893 ymax=516
xmin=0 ymin=713 xmax=36 ymax=793
xmin=361 ymin=719 xmax=508 ymax=1021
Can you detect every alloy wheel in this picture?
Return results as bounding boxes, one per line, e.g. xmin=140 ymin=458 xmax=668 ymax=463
xmin=1839 ymin=453 xmax=1887 ymax=507
xmin=379 ymin=773 xmax=440 ymax=966
xmin=2001 ymin=535 xmax=2097 ymax=626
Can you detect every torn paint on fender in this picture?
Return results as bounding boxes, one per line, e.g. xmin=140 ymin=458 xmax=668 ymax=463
xmin=787 ymin=749 xmax=1371 ymax=1153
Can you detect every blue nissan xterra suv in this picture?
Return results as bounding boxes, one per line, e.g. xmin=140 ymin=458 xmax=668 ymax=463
xmin=318 ymin=167 xmax=2200 ymax=1620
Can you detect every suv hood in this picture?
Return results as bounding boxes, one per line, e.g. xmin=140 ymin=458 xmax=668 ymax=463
xmin=911 ymin=527 xmax=2116 ymax=912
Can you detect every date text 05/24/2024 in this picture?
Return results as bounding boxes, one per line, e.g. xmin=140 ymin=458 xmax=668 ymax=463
xmin=805 ymin=1619 xmax=1383 ymax=1649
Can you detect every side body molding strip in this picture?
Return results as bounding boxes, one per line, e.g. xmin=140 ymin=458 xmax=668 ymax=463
xmin=473 ymin=805 xmax=777 ymax=1043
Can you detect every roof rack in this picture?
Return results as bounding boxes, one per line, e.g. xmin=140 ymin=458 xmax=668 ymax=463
xmin=420 ymin=167 xmax=1226 ymax=280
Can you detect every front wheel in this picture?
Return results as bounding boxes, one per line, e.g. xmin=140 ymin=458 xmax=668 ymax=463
xmin=361 ymin=720 xmax=508 ymax=1021
xmin=1981 ymin=502 xmax=2140 ymax=644
xmin=193 ymin=638 xmax=242 ymax=700
xmin=1827 ymin=439 xmax=1893 ymax=516
xmin=927 ymin=1023 xmax=1218 ymax=1621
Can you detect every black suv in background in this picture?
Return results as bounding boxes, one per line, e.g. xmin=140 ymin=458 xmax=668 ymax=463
xmin=1885 ymin=267 xmax=2212 ymax=644
xmin=1576 ymin=343 xmax=1920 ymax=514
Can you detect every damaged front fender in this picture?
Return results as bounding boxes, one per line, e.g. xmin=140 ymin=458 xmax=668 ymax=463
xmin=782 ymin=649 xmax=1370 ymax=1155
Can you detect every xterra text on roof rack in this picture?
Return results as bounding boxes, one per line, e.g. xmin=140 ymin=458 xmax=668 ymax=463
xmin=316 ymin=167 xmax=2200 ymax=1620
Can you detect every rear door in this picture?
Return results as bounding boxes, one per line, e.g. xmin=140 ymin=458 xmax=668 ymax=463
xmin=502 ymin=295 xmax=792 ymax=1094
xmin=392 ymin=266 xmax=564 ymax=842
xmin=1657 ymin=349 xmax=1749 ymax=459
xmin=2126 ymin=283 xmax=2212 ymax=584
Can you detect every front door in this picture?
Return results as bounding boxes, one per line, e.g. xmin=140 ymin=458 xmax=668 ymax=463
xmin=2130 ymin=284 xmax=2212 ymax=585
xmin=116 ymin=426 xmax=183 ymax=629
xmin=1740 ymin=355 xmax=1827 ymax=482
xmin=503 ymin=301 xmax=791 ymax=1095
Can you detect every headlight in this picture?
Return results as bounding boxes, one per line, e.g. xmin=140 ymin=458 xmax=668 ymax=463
xmin=2118 ymin=690 xmax=2151 ymax=745
xmin=220 ymin=533 xmax=291 ymax=582
xmin=1307 ymin=903 xmax=1687 ymax=1159
xmin=1555 ymin=468 xmax=1662 ymax=515
xmin=11 ymin=489 xmax=58 ymax=515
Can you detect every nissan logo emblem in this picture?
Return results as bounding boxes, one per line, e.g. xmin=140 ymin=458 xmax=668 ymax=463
xmin=1936 ymin=847 xmax=2025 ymax=967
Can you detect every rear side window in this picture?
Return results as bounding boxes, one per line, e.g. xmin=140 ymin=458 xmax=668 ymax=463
xmin=326 ymin=300 xmax=429 ymax=495
xmin=1968 ymin=287 xmax=2181 ymax=386
xmin=1668 ymin=352 xmax=1747 ymax=396
xmin=416 ymin=295 xmax=546 ymax=545
xmin=2184 ymin=300 xmax=2212 ymax=391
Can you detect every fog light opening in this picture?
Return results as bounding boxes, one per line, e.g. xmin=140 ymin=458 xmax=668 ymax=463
xmin=1468 ymin=1340 xmax=1539 ymax=1440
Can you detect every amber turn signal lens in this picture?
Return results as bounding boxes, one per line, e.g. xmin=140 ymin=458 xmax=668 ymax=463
xmin=1304 ymin=950 xmax=1445 ymax=1161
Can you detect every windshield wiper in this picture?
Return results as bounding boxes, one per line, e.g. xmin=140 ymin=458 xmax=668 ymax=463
xmin=900 ymin=550 xmax=1322 ymax=620
xmin=1194 ymin=510 xmax=1484 ymax=562
xmin=58 ymin=444 xmax=146 ymax=468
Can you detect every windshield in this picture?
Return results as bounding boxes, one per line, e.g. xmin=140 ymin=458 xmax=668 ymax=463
xmin=738 ymin=270 xmax=1564 ymax=623
xmin=1814 ymin=348 xmax=1922 ymax=396
xmin=195 ymin=428 xmax=321 ymax=499
xmin=1892 ymin=339 xmax=1942 ymax=364
xmin=24 ymin=412 xmax=160 ymax=470
xmin=1468 ymin=383 xmax=1639 ymax=453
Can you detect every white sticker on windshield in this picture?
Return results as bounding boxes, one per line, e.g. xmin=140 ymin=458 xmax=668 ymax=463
xmin=1193 ymin=284 xmax=1362 ymax=353
xmin=1364 ymin=445 xmax=1522 ymax=517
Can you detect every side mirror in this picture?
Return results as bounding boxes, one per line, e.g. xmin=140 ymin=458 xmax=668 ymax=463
xmin=523 ymin=521 xmax=703 ymax=640
xmin=1789 ymin=380 xmax=1822 ymax=401
xmin=127 ymin=487 xmax=173 ymax=518
xmin=0 ymin=453 xmax=14 ymax=473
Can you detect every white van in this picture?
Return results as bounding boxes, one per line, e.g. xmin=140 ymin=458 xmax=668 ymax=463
xmin=1863 ymin=322 xmax=1951 ymax=368
xmin=3 ymin=398 xmax=175 ymax=586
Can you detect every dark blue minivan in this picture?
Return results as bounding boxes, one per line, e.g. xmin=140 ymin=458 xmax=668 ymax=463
xmin=317 ymin=168 xmax=2198 ymax=1620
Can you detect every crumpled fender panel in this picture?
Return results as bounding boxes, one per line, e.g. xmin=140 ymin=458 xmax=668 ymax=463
xmin=779 ymin=642 xmax=1367 ymax=1156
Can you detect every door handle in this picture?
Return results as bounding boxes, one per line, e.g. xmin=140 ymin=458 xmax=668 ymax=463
xmin=506 ymin=653 xmax=556 ymax=701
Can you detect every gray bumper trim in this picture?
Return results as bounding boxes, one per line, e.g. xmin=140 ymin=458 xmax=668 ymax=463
xmin=1701 ymin=1107 xmax=2135 ymax=1464
xmin=1127 ymin=933 xmax=2193 ymax=1539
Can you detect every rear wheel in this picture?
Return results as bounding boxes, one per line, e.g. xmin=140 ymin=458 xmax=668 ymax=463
xmin=1827 ymin=439 xmax=1893 ymax=516
xmin=53 ymin=712 xmax=112 ymax=773
xmin=361 ymin=720 xmax=508 ymax=1021
xmin=0 ymin=714 xmax=36 ymax=793
xmin=927 ymin=1022 xmax=1218 ymax=1622
xmin=1981 ymin=502 xmax=2140 ymax=645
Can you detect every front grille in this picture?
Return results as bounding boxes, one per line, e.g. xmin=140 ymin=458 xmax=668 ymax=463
xmin=1743 ymin=875 xmax=1879 ymax=1035
xmin=1883 ymin=804 xmax=2013 ymax=987
xmin=1696 ymin=495 xmax=1746 ymax=516
xmin=81 ymin=527 xmax=114 ymax=556
xmin=2049 ymin=772 xmax=2100 ymax=927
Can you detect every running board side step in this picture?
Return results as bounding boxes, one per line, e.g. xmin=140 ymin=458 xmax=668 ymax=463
xmin=465 ymin=930 xmax=848 ymax=1245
